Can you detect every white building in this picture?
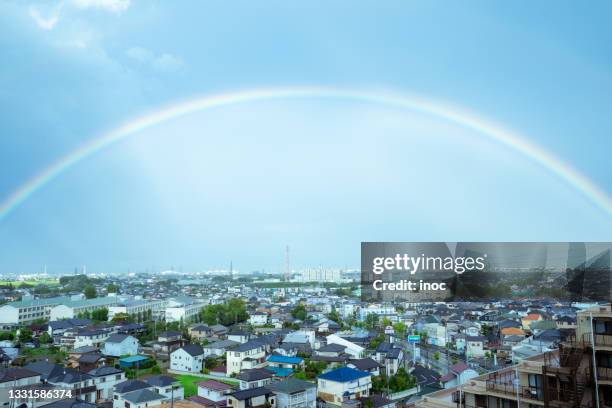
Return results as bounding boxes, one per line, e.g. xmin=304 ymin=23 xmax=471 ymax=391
xmin=49 ymin=297 xmax=119 ymax=321
xmin=73 ymin=328 xmax=111 ymax=349
xmin=108 ymin=299 xmax=167 ymax=320
xmin=226 ymin=340 xmax=266 ymax=376
xmin=88 ymin=366 xmax=126 ymax=401
xmin=196 ymin=379 xmax=233 ymax=402
xmin=103 ymin=334 xmax=139 ymax=357
xmin=170 ymin=344 xmax=204 ymax=373
xmin=325 ymin=334 xmax=365 ymax=358
xmin=0 ymin=296 xmax=70 ymax=325
xmin=359 ymin=304 xmax=396 ymax=320
xmin=295 ymin=268 xmax=343 ymax=283
xmin=0 ymin=368 xmax=41 ymax=406
xmin=268 ymin=378 xmax=317 ymax=408
xmin=165 ymin=297 xmax=204 ymax=324
xmin=145 ymin=375 xmax=184 ymax=400
xmin=248 ymin=312 xmax=268 ymax=326
xmin=317 ymin=367 xmax=371 ymax=405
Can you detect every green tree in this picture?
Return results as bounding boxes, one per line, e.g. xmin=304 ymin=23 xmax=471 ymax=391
xmin=393 ymin=322 xmax=407 ymax=338
xmin=17 ymin=328 xmax=33 ymax=344
xmin=84 ymin=285 xmax=97 ymax=299
xmin=291 ymin=304 xmax=308 ymax=321
xmin=106 ymin=283 xmax=120 ymax=293
xmin=433 ymin=351 xmax=440 ymax=361
xmin=91 ymin=308 xmax=109 ymax=322
xmin=365 ymin=313 xmax=379 ymax=330
xmin=328 ymin=308 xmax=341 ymax=324
xmin=39 ymin=332 xmax=52 ymax=344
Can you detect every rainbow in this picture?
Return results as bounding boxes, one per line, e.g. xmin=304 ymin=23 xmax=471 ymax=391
xmin=1 ymin=86 xmax=611 ymax=220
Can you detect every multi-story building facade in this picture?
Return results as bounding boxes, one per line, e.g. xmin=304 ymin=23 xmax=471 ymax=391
xmin=416 ymin=305 xmax=612 ymax=408
xmin=0 ymin=296 xmax=70 ymax=325
xmin=108 ymin=298 xmax=167 ymax=320
xmin=49 ymin=297 xmax=119 ymax=320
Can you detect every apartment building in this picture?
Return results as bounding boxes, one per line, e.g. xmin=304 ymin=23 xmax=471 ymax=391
xmin=415 ymin=305 xmax=612 ymax=408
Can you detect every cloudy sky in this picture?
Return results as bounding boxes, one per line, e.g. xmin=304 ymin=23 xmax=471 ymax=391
xmin=1 ymin=0 xmax=611 ymax=274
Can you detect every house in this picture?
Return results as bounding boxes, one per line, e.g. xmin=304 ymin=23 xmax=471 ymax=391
xmin=88 ymin=366 xmax=126 ymax=401
xmin=113 ymin=379 xmax=155 ymax=408
xmin=409 ymin=364 xmax=441 ymax=394
xmin=202 ymin=340 xmax=238 ymax=358
xmin=439 ymin=362 xmax=479 ymax=389
xmin=103 ymin=334 xmax=139 ymax=357
xmin=189 ymin=325 xmax=213 ymax=341
xmin=248 ymin=312 xmax=268 ymax=327
xmin=226 ymin=387 xmax=274 ymax=408
xmin=227 ymin=331 xmax=250 ymax=344
xmin=237 ymin=369 xmax=273 ymax=390
xmin=210 ymin=325 xmax=228 ymax=339
xmin=358 ymin=395 xmax=396 ymax=408
xmin=0 ymin=367 xmax=42 ymax=406
xmin=267 ymin=378 xmax=316 ymax=408
xmin=121 ymin=388 xmax=167 ymax=408
xmin=521 ymin=313 xmax=543 ymax=330
xmin=145 ymin=375 xmax=184 ymax=400
xmin=316 ymin=343 xmax=346 ymax=358
xmin=325 ymin=334 xmax=364 ymax=358
xmin=195 ymin=380 xmax=233 ymax=404
xmin=347 ymin=358 xmax=381 ymax=377
xmin=73 ymin=328 xmax=111 ymax=350
xmin=38 ymin=398 xmax=104 ymax=408
xmin=26 ymin=361 xmax=97 ymax=403
xmin=155 ymin=331 xmax=183 ymax=354
xmin=171 ymin=344 xmax=204 ymax=373
xmin=466 ymin=336 xmax=486 ymax=357
xmin=76 ymin=352 xmax=107 ymax=372
xmin=266 ymin=355 xmax=304 ymax=372
xmin=374 ymin=343 xmax=403 ymax=376
xmin=226 ymin=341 xmax=266 ymax=376
xmin=317 ymin=367 xmax=371 ymax=405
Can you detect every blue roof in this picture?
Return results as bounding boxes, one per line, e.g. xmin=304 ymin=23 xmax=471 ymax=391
xmin=265 ymin=366 xmax=294 ymax=377
xmin=120 ymin=355 xmax=149 ymax=363
xmin=318 ymin=367 xmax=370 ymax=382
xmin=267 ymin=355 xmax=303 ymax=364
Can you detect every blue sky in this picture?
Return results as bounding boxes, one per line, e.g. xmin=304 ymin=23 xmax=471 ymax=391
xmin=1 ymin=0 xmax=611 ymax=274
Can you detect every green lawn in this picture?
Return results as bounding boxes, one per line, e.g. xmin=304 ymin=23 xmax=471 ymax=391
xmin=176 ymin=375 xmax=237 ymax=397
xmin=0 ymin=279 xmax=59 ymax=286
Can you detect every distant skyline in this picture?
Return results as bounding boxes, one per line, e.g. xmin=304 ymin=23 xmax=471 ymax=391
xmin=1 ymin=1 xmax=612 ymax=273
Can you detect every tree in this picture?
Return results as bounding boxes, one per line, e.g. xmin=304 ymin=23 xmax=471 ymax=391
xmin=433 ymin=352 xmax=440 ymax=361
xmin=291 ymin=304 xmax=308 ymax=321
xmin=328 ymin=309 xmax=341 ymax=324
xmin=365 ymin=313 xmax=379 ymax=330
xmin=112 ymin=312 xmax=132 ymax=323
xmin=91 ymin=308 xmax=109 ymax=322
xmin=84 ymin=285 xmax=97 ymax=299
xmin=393 ymin=322 xmax=407 ymax=338
xmin=39 ymin=332 xmax=52 ymax=344
xmin=199 ymin=299 xmax=248 ymax=326
xmin=17 ymin=328 xmax=33 ymax=344
xmin=106 ymin=283 xmax=119 ymax=293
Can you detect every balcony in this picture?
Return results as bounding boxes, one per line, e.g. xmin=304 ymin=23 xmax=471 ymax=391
xmin=485 ymin=382 xmax=544 ymax=402
xmin=598 ymin=366 xmax=612 ymax=381
xmin=582 ymin=332 xmax=612 ymax=348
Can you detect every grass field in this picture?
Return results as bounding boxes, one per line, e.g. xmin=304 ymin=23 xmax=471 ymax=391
xmin=177 ymin=374 xmax=237 ymax=397
xmin=0 ymin=279 xmax=59 ymax=286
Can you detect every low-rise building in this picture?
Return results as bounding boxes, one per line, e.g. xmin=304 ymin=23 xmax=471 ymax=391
xmin=103 ymin=334 xmax=139 ymax=357
xmin=317 ymin=367 xmax=371 ymax=405
xmin=170 ymin=344 xmax=204 ymax=373
xmin=268 ymin=378 xmax=316 ymax=408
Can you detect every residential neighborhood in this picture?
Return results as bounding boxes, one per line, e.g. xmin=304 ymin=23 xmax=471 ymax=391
xmin=0 ymin=269 xmax=610 ymax=408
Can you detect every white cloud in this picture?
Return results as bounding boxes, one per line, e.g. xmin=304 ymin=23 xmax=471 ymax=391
xmin=125 ymin=46 xmax=186 ymax=73
xmin=153 ymin=53 xmax=185 ymax=72
xmin=29 ymin=5 xmax=60 ymax=30
xmin=70 ymin=0 xmax=130 ymax=13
